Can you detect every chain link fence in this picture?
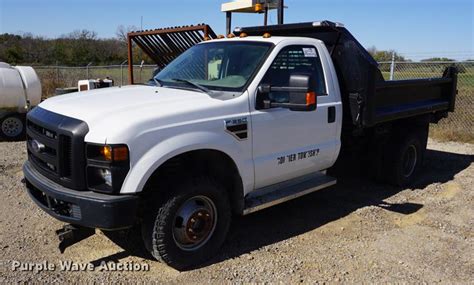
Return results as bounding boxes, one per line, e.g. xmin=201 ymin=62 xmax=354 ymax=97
xmin=33 ymin=61 xmax=474 ymax=143
xmin=33 ymin=64 xmax=157 ymax=98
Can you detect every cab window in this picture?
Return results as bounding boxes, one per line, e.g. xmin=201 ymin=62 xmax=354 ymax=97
xmin=259 ymin=45 xmax=327 ymax=106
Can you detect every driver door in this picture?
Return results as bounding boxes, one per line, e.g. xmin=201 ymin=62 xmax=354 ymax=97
xmin=251 ymin=44 xmax=338 ymax=189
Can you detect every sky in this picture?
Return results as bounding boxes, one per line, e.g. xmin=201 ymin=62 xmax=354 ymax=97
xmin=1 ymin=0 xmax=473 ymax=61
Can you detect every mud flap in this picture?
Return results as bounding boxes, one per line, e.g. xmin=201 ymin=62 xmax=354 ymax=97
xmin=56 ymin=224 xmax=95 ymax=253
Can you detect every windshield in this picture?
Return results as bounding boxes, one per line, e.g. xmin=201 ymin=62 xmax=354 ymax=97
xmin=154 ymin=41 xmax=273 ymax=93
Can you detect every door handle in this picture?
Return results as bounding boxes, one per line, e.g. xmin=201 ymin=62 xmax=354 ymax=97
xmin=328 ymin=106 xmax=336 ymax=123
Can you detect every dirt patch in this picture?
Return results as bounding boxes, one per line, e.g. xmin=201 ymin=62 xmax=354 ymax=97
xmin=0 ymin=139 xmax=473 ymax=283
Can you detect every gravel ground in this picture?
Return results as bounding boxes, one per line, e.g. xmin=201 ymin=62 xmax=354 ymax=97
xmin=0 ymin=139 xmax=473 ymax=283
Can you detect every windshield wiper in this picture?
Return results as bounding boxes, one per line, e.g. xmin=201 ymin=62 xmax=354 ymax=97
xmin=172 ymin=78 xmax=211 ymax=94
xmin=153 ymin=78 xmax=163 ymax=87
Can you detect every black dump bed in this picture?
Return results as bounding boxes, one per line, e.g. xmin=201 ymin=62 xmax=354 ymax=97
xmin=236 ymin=21 xmax=458 ymax=129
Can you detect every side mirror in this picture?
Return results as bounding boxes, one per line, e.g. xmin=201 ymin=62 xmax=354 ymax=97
xmin=258 ymin=74 xmax=317 ymax=112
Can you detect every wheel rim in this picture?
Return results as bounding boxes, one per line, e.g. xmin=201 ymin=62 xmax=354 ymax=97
xmin=1 ymin=117 xmax=23 ymax=138
xmin=172 ymin=195 xmax=217 ymax=251
xmin=402 ymin=145 xmax=417 ymax=178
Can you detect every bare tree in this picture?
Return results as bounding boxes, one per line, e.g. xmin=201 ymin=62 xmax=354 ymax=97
xmin=116 ymin=25 xmax=139 ymax=43
xmin=67 ymin=30 xmax=98 ymax=40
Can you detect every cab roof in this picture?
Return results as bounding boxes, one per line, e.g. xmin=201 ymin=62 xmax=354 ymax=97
xmin=198 ymin=36 xmax=316 ymax=45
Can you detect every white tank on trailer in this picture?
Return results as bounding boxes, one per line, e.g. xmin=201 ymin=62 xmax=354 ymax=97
xmin=0 ymin=63 xmax=42 ymax=112
xmin=0 ymin=62 xmax=42 ymax=140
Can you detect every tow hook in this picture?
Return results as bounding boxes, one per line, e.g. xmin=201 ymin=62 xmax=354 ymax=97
xmin=56 ymin=224 xmax=95 ymax=253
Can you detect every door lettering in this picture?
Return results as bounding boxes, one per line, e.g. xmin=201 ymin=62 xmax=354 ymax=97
xmin=277 ymin=149 xmax=320 ymax=165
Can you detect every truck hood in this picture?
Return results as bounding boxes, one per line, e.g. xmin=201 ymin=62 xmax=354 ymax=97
xmin=39 ymin=85 xmax=233 ymax=143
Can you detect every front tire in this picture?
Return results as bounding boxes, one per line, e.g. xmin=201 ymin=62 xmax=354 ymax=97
xmin=141 ymin=177 xmax=231 ymax=270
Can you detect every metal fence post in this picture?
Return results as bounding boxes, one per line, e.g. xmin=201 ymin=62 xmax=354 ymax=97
xmin=86 ymin=62 xmax=92 ymax=79
xmin=139 ymin=60 xmax=145 ymax=83
xmin=389 ymin=52 xmax=396 ymax=81
xmin=120 ymin=60 xmax=128 ymax=86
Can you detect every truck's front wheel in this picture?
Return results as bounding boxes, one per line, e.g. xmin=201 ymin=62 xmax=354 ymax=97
xmin=141 ymin=177 xmax=231 ymax=270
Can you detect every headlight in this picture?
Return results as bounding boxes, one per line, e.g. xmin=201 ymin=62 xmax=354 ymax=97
xmin=86 ymin=144 xmax=130 ymax=194
xmin=99 ymin=169 xmax=113 ymax=187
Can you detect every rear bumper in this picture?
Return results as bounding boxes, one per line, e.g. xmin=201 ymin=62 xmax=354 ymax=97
xmin=23 ymin=161 xmax=139 ymax=230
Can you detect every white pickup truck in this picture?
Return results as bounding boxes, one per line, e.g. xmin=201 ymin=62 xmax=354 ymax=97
xmin=23 ymin=22 xmax=457 ymax=269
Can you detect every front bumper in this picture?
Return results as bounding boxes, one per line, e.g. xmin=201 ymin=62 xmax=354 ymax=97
xmin=23 ymin=161 xmax=139 ymax=230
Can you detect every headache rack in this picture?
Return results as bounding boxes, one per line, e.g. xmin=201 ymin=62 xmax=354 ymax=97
xmin=127 ymin=24 xmax=217 ymax=84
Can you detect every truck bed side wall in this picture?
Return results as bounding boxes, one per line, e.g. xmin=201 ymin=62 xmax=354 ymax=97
xmin=362 ymin=66 xmax=458 ymax=127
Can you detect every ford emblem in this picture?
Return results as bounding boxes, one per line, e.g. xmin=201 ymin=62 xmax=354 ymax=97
xmin=31 ymin=140 xmax=46 ymax=154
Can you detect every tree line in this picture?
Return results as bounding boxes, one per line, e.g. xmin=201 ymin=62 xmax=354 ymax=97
xmin=367 ymin=47 xmax=473 ymax=63
xmin=0 ymin=26 xmax=148 ymax=66
xmin=1 ymin=28 xmax=470 ymax=66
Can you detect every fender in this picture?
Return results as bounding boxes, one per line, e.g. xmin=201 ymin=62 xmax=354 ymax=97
xmin=120 ymin=130 xmax=254 ymax=195
xmin=0 ymin=108 xmax=21 ymax=119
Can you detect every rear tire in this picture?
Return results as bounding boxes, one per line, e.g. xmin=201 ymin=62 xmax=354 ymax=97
xmin=0 ymin=114 xmax=26 ymax=141
xmin=141 ymin=176 xmax=231 ymax=270
xmin=384 ymin=132 xmax=426 ymax=187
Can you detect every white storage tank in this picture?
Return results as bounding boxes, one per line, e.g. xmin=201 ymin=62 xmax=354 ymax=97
xmin=0 ymin=63 xmax=42 ymax=112
xmin=0 ymin=62 xmax=42 ymax=140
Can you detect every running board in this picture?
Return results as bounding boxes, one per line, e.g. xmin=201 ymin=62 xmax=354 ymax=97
xmin=243 ymin=172 xmax=337 ymax=215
